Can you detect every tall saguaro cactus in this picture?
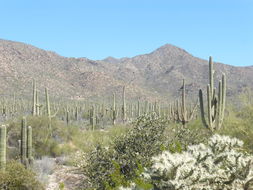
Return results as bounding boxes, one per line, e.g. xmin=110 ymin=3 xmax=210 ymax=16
xmin=32 ymin=79 xmax=43 ymax=116
xmin=179 ymin=79 xmax=197 ymax=126
xmin=90 ymin=105 xmax=96 ymax=130
xmin=45 ymin=88 xmax=58 ymax=130
xmin=122 ymin=86 xmax=126 ymax=123
xmin=0 ymin=125 xmax=6 ymax=170
xmin=112 ymin=93 xmax=116 ymax=125
xmin=20 ymin=118 xmax=34 ymax=167
xmin=21 ymin=117 xmax=28 ymax=166
xmin=199 ymin=56 xmax=226 ymax=131
xmin=32 ymin=79 xmax=36 ymax=116
xmin=27 ymin=126 xmax=33 ymax=165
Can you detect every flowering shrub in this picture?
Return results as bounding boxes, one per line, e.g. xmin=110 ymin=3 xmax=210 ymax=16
xmin=146 ymin=134 xmax=253 ymax=190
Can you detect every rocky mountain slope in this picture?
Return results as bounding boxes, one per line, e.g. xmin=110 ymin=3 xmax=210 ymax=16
xmin=0 ymin=39 xmax=252 ymax=102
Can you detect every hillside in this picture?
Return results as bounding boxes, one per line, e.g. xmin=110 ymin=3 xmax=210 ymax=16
xmin=0 ymin=39 xmax=252 ymax=102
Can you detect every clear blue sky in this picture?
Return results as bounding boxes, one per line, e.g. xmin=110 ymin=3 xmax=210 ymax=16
xmin=0 ymin=0 xmax=252 ymax=66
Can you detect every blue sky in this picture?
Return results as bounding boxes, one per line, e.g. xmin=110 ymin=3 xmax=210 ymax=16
xmin=0 ymin=0 xmax=252 ymax=66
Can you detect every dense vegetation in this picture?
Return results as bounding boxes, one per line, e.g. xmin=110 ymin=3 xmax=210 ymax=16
xmin=0 ymin=57 xmax=252 ymax=189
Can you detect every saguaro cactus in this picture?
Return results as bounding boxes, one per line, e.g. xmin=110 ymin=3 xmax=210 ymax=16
xmin=112 ymin=93 xmax=116 ymax=125
xmin=45 ymin=88 xmax=58 ymax=130
xmin=137 ymin=100 xmax=140 ymax=117
xmin=122 ymin=86 xmax=126 ymax=123
xmin=75 ymin=106 xmax=78 ymax=121
xmin=21 ymin=117 xmax=28 ymax=166
xmin=32 ymin=79 xmax=43 ymax=116
xmin=199 ymin=56 xmax=226 ymax=131
xmin=66 ymin=109 xmax=69 ymax=125
xmin=32 ymin=79 xmax=36 ymax=116
xmin=178 ymin=79 xmax=197 ymax=126
xmin=90 ymin=105 xmax=95 ymax=130
xmin=0 ymin=125 xmax=6 ymax=170
xmin=27 ymin=126 xmax=33 ymax=165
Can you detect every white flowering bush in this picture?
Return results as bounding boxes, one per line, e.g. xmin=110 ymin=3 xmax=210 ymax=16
xmin=145 ymin=134 xmax=253 ymax=190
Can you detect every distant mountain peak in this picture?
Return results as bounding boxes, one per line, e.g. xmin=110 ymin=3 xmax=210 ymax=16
xmin=153 ymin=43 xmax=190 ymax=55
xmin=102 ymin=56 xmax=119 ymax=62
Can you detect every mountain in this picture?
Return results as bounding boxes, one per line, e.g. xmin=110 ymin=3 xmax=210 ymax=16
xmin=0 ymin=39 xmax=252 ymax=102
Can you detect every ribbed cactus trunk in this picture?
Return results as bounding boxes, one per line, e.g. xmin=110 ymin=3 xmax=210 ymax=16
xmin=66 ymin=109 xmax=69 ymax=126
xmin=27 ymin=126 xmax=33 ymax=165
xmin=182 ymin=79 xmax=186 ymax=125
xmin=45 ymin=88 xmax=51 ymax=117
xmin=112 ymin=93 xmax=116 ymax=125
xmin=32 ymin=79 xmax=36 ymax=116
xmin=75 ymin=106 xmax=78 ymax=121
xmin=137 ymin=100 xmax=140 ymax=117
xmin=21 ymin=117 xmax=28 ymax=166
xmin=90 ymin=105 xmax=95 ymax=130
xmin=178 ymin=79 xmax=187 ymax=126
xmin=0 ymin=125 xmax=6 ymax=170
xmin=36 ymin=89 xmax=40 ymax=116
xmin=122 ymin=86 xmax=126 ymax=123
xmin=45 ymin=88 xmax=58 ymax=133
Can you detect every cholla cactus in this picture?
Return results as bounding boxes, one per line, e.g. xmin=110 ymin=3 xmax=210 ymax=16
xmin=146 ymin=134 xmax=253 ymax=190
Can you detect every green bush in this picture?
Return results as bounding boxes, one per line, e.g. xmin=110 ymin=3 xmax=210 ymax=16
xmin=0 ymin=160 xmax=44 ymax=190
xmin=165 ymin=119 xmax=211 ymax=153
xmin=7 ymin=116 xmax=76 ymax=158
xmin=219 ymin=105 xmax=253 ymax=153
xmin=83 ymin=115 xmax=169 ymax=190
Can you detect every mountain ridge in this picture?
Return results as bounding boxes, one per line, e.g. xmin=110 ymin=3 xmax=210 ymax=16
xmin=0 ymin=39 xmax=252 ymax=102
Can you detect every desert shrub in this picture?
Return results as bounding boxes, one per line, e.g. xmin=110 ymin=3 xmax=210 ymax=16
xmin=165 ymin=119 xmax=211 ymax=153
xmin=0 ymin=160 xmax=44 ymax=190
xmin=72 ymin=124 xmax=130 ymax=154
xmin=220 ymin=105 xmax=253 ymax=153
xmin=33 ymin=156 xmax=56 ymax=184
xmin=83 ymin=115 xmax=170 ymax=189
xmin=127 ymin=134 xmax=253 ymax=190
xmin=6 ymin=116 xmax=79 ymax=158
